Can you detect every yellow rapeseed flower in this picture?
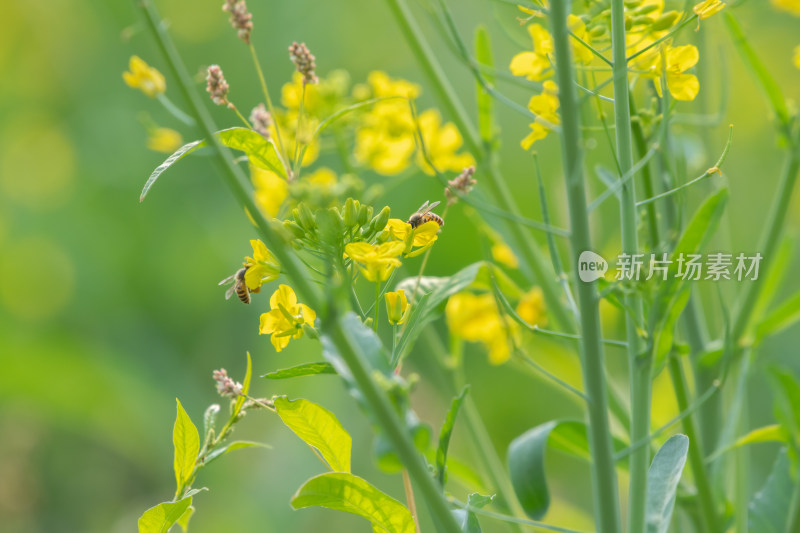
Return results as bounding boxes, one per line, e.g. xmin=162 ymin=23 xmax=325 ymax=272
xmin=123 ymin=56 xmax=166 ymax=98
xmin=252 ymin=166 xmax=288 ymax=218
xmin=509 ymin=24 xmax=553 ymax=81
xmin=384 ymin=219 xmax=439 ymax=257
xmin=446 ymin=292 xmax=516 ymax=365
xmin=772 ymin=0 xmax=800 ymax=16
xmin=243 ymin=239 xmax=281 ymax=291
xmin=491 ymin=242 xmax=519 ymax=269
xmin=568 ymin=15 xmax=594 ymax=65
xmin=522 ymin=80 xmax=560 ymax=149
xmin=693 ymin=0 xmax=725 ymax=19
xmin=259 ymin=284 xmax=316 ymax=352
xmin=516 ymin=287 xmax=547 ymax=327
xmin=416 ymin=109 xmax=475 ymax=175
xmin=385 ymin=290 xmax=410 ymax=325
xmin=344 ymin=241 xmax=405 ymax=282
xmin=146 ymin=128 xmax=183 ymax=153
xmin=655 ymin=45 xmax=700 ymax=101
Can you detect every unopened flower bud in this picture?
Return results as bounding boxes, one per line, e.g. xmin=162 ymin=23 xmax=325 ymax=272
xmin=249 ymin=103 xmax=272 ymax=140
xmin=445 ymin=166 xmax=477 ymax=205
xmin=212 ymin=368 xmax=243 ymax=398
xmin=222 ymin=0 xmax=253 ymax=44
xmin=385 ymin=290 xmax=410 ymax=325
xmin=288 ymin=42 xmax=318 ymax=85
xmin=206 ymin=65 xmax=230 ymax=106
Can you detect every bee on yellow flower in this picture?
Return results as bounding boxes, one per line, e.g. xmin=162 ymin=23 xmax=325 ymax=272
xmin=145 ymin=127 xmax=183 ymax=154
xmin=123 ymin=56 xmax=166 ymax=98
xmin=259 ymin=285 xmax=316 ymax=352
xmin=344 ymin=241 xmax=405 ymax=282
xmin=243 ymin=239 xmax=281 ymax=291
xmin=383 ymin=219 xmax=439 ymax=258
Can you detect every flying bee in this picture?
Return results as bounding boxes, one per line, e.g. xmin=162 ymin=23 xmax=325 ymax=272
xmin=218 ymin=266 xmax=258 ymax=304
xmin=407 ymin=200 xmax=444 ymax=230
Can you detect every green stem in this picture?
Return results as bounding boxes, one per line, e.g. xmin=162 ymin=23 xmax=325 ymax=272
xmin=629 ymin=95 xmax=660 ymax=249
xmin=668 ymin=356 xmax=718 ymax=532
xmin=383 ymin=0 xmax=573 ymax=332
xmin=373 ymin=281 xmax=381 ymax=332
xmin=786 ymin=473 xmax=800 ymax=533
xmin=137 ymin=3 xmax=461 ymax=531
xmin=610 ymin=2 xmax=649 ymax=531
xmin=550 ymin=2 xmax=621 ymax=532
xmin=249 ymin=43 xmax=287 ymax=163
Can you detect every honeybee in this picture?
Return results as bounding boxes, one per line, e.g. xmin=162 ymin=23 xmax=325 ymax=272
xmin=407 ymin=200 xmax=444 ymax=229
xmin=218 ymin=267 xmax=258 ymax=304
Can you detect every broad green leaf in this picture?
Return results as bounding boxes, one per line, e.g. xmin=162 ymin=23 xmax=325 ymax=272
xmin=650 ymin=188 xmax=728 ymax=374
xmin=138 ymin=495 xmax=193 ymax=533
xmin=291 ymin=472 xmax=414 ymax=533
xmin=748 ymin=449 xmax=794 ymax=533
xmin=262 ymin=362 xmax=337 ymax=379
xmin=176 ymin=506 xmax=193 ymax=533
xmin=508 ymin=420 xmax=628 ymax=520
xmin=724 ymin=14 xmax=791 ymax=131
xmin=756 ymin=289 xmax=800 ymax=343
xmin=140 ymin=127 xmax=286 ymax=201
xmin=474 ymin=25 xmax=495 ymax=146
xmin=173 ymin=399 xmax=200 ymax=492
xmin=274 ymin=396 xmax=351 ymax=473
xmin=233 ymin=352 xmax=252 ymax=417
xmin=707 ymin=425 xmax=788 ymax=463
xmin=771 ymin=368 xmax=800 ymax=454
xmin=203 ymin=440 xmax=271 ymax=467
xmin=436 ymin=386 xmax=469 ymax=487
xmin=452 ymin=509 xmax=482 ymax=533
xmin=645 ymin=435 xmax=689 ymax=533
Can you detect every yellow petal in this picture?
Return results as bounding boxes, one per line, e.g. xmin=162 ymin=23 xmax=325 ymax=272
xmin=259 ymin=310 xmax=282 ymax=334
xmin=270 ymin=284 xmax=298 ymax=310
xmin=667 ymin=73 xmax=699 ymax=101
xmin=668 ymin=45 xmax=699 ymax=71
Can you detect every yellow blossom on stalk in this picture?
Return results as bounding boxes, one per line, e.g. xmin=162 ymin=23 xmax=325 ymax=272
xmin=243 ymin=239 xmax=281 ymax=291
xmin=693 ymin=0 xmax=725 ymax=19
xmin=344 ymin=241 xmax=405 ymax=281
xmin=491 ymin=242 xmax=519 ymax=269
xmin=522 ymin=80 xmax=560 ymax=149
xmin=123 ymin=56 xmax=166 ymax=98
xmin=363 ymin=71 xmax=421 ymax=99
xmin=567 ymin=15 xmax=594 ymax=65
xmin=516 ymin=287 xmax=547 ymax=327
xmin=446 ymin=292 xmax=517 ymax=365
xmin=654 ymin=45 xmax=700 ymax=101
xmin=385 ymin=290 xmax=410 ymax=325
xmin=384 ymin=219 xmax=439 ymax=257
xmin=251 ymin=166 xmax=288 ymax=217
xmin=416 ymin=109 xmax=475 ymax=174
xmin=772 ymin=0 xmax=800 ymax=16
xmin=794 ymin=45 xmax=800 ymax=69
xmin=146 ymin=128 xmax=183 ymax=153
xmin=510 ymin=24 xmax=553 ymax=81
xmin=259 ymin=284 xmax=316 ymax=352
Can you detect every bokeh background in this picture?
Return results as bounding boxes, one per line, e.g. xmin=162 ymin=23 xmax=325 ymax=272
xmin=1 ymin=0 xmax=799 ymax=532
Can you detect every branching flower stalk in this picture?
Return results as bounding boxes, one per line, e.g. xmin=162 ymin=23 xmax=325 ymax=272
xmin=609 ymin=2 xmax=650 ymax=531
xmin=549 ymin=2 xmax=621 ymax=533
xmin=135 ymin=2 xmax=462 ymax=531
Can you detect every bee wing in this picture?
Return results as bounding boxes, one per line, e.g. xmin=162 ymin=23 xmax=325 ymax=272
xmin=225 ymin=285 xmax=236 ymax=300
xmin=218 ymin=273 xmax=236 ymax=286
xmin=415 ymin=200 xmax=440 ymax=216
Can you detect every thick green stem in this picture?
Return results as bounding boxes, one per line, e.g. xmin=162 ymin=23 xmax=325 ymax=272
xmin=137 ymin=3 xmax=461 ymax=531
xmin=382 ymin=0 xmax=573 ymax=332
xmin=610 ymin=2 xmax=649 ymax=531
xmin=668 ymin=356 xmax=718 ymax=533
xmin=550 ymin=3 xmax=621 ymax=532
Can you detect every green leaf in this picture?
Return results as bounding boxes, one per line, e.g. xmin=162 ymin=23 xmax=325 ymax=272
xmin=262 ymin=362 xmax=337 ymax=379
xmin=436 ymin=386 xmax=469 ymax=487
xmin=140 ymin=127 xmax=286 ymax=201
xmin=508 ymin=420 xmax=628 ymax=520
xmin=474 ymin=25 xmax=495 ymax=146
xmin=724 ymin=13 xmax=791 ymax=131
xmin=707 ymin=425 xmax=788 ymax=463
xmin=274 ymin=396 xmax=352 ymax=473
xmin=138 ymin=495 xmax=193 ymax=533
xmin=291 ymin=472 xmax=414 ymax=533
xmin=173 ymin=399 xmax=200 ymax=492
xmin=203 ymin=440 xmax=271 ymax=467
xmin=748 ymin=449 xmax=794 ymax=533
xmin=233 ymin=352 xmax=252 ymax=417
xmin=176 ymin=506 xmax=194 ymax=533
xmin=771 ymin=368 xmax=800 ymax=450
xmin=649 ymin=188 xmax=728 ymax=374
xmin=467 ymin=493 xmax=494 ymax=508
xmin=645 ymin=435 xmax=689 ymax=533
xmin=756 ymin=289 xmax=800 ymax=343
xmin=452 ymin=509 xmax=482 ymax=533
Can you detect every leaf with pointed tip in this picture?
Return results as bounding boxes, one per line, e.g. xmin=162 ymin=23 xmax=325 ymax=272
xmin=138 ymin=495 xmax=193 ymax=533
xmin=262 ymin=362 xmax=337 ymax=380
xmin=140 ymin=128 xmax=286 ymax=201
xmin=233 ymin=352 xmax=252 ymax=417
xmin=274 ymin=396 xmax=351 ymax=473
xmin=203 ymin=441 xmax=271 ymax=467
xmin=748 ymin=448 xmax=794 ymax=533
xmin=291 ymin=472 xmax=414 ymax=533
xmin=436 ymin=386 xmax=469 ymax=487
xmin=645 ymin=435 xmax=689 ymax=533
xmin=173 ymin=399 xmax=199 ymax=492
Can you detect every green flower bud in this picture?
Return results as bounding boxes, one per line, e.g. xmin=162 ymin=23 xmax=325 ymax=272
xmin=296 ymin=202 xmax=316 ymax=232
xmin=283 ymin=220 xmax=306 ymax=239
xmin=651 ymin=11 xmax=681 ymax=31
xmin=343 ymin=197 xmax=359 ymax=228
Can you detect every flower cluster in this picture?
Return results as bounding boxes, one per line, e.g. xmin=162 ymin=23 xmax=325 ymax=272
xmin=123 ymin=56 xmax=165 ymax=98
xmin=213 ymin=368 xmax=243 ymax=398
xmin=259 ymin=285 xmax=316 ymax=352
xmin=222 ymin=0 xmax=253 ymax=44
xmin=289 ymin=42 xmax=318 ymax=85
xmin=206 ymin=65 xmax=230 ymax=107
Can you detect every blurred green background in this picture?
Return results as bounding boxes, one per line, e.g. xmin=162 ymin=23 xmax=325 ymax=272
xmin=1 ymin=0 xmax=799 ymax=532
